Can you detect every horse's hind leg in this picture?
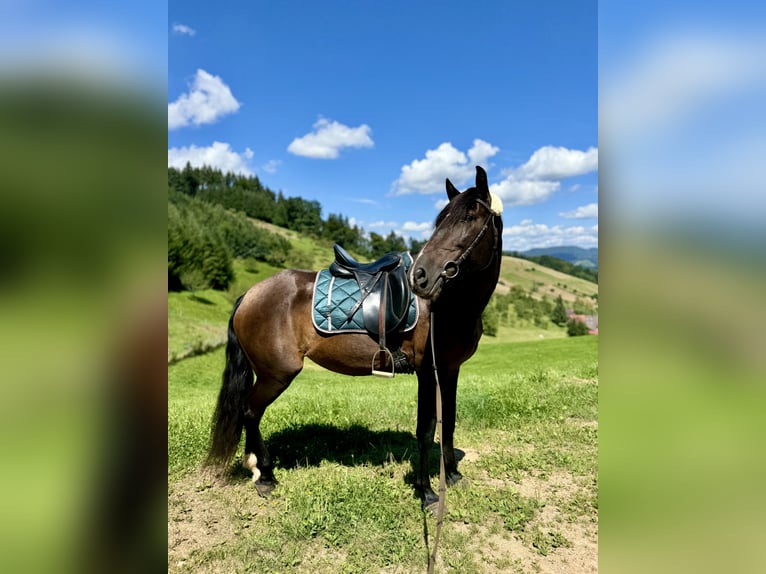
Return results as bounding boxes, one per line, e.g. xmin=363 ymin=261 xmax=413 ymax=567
xmin=242 ymin=371 xmax=299 ymax=496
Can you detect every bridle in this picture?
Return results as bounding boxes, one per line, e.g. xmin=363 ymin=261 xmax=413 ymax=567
xmin=437 ymin=197 xmax=500 ymax=282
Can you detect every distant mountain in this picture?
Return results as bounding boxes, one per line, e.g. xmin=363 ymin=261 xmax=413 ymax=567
xmin=520 ymin=246 xmax=598 ymax=270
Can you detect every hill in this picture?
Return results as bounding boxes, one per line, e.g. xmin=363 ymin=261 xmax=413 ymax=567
xmin=520 ymin=246 xmax=598 ymax=270
xmin=497 ymin=255 xmax=598 ymax=303
xmin=168 ymin=226 xmax=598 ymax=362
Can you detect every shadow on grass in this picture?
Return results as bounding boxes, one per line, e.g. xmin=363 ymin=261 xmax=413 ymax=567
xmin=230 ymin=423 xmax=465 ymax=493
xmin=188 ymin=293 xmax=215 ymax=305
xmin=259 ymin=423 xmax=413 ymax=468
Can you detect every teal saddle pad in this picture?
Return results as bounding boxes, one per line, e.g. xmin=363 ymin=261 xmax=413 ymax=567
xmin=312 ymin=252 xmax=418 ymax=335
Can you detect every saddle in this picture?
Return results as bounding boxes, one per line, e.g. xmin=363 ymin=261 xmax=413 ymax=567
xmin=323 ymin=244 xmax=414 ymax=377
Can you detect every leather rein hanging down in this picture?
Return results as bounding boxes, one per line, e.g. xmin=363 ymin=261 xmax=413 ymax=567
xmin=427 ymin=198 xmax=500 ymax=573
xmin=427 ymin=311 xmax=448 ymax=574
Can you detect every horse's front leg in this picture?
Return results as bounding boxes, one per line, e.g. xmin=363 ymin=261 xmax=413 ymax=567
xmin=440 ymin=369 xmax=462 ymax=486
xmin=415 ymin=371 xmax=438 ymax=508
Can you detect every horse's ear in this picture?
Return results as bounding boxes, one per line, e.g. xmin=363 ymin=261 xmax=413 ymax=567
xmin=475 ymin=166 xmax=489 ymax=198
xmin=446 ymin=178 xmax=460 ymax=200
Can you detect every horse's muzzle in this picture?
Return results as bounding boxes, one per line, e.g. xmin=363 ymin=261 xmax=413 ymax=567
xmin=413 ymin=266 xmax=428 ymax=289
xmin=410 ymin=266 xmax=444 ymax=300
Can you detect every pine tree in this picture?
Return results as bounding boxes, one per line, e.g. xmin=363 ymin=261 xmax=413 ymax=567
xmin=482 ymin=303 xmax=499 ymax=337
xmin=551 ymin=295 xmax=568 ymax=326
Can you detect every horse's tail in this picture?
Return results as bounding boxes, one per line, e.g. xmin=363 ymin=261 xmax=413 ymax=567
xmin=206 ymin=294 xmax=253 ymax=469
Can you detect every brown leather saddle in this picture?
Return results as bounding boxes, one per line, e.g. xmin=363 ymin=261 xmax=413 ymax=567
xmin=328 ymin=244 xmax=413 ymax=376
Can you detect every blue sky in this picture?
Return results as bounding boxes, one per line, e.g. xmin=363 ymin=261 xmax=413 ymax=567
xmin=600 ymin=1 xmax=766 ymax=231
xmin=168 ymin=1 xmax=598 ymax=251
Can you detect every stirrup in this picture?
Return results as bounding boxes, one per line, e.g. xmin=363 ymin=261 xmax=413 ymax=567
xmin=371 ymin=347 xmax=395 ymax=378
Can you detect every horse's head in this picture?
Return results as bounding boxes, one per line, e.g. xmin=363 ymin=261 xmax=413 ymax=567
xmin=410 ymin=166 xmax=503 ymax=301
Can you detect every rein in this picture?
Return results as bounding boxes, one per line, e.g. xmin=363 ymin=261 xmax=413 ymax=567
xmin=427 ymin=311 xmax=447 ymax=574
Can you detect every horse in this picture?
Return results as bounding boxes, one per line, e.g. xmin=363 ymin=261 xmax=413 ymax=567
xmin=206 ymin=165 xmax=503 ymax=507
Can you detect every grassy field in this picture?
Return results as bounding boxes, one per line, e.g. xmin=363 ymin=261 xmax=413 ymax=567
xmin=168 ymin=328 xmax=598 ymax=573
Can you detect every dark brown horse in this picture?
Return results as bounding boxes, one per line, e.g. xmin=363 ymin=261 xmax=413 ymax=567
xmin=207 ymin=166 xmax=503 ymax=507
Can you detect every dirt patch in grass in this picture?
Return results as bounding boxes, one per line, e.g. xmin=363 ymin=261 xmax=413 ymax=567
xmin=169 ymin=465 xmax=596 ymax=574
xmin=168 ymin=470 xmax=277 ymax=572
xmin=446 ymin=468 xmax=597 ymax=573
xmin=513 ymin=469 xmax=581 ymax=500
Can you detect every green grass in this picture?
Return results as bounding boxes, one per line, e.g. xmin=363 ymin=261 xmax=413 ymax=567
xmin=169 ymin=333 xmax=597 ymax=573
xmin=167 ymin=258 xmax=284 ymax=362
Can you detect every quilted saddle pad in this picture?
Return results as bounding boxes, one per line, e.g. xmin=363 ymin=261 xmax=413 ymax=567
xmin=312 ymin=256 xmax=418 ymax=335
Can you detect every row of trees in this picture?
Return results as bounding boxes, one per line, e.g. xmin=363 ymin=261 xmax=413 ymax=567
xmin=168 ymin=165 xmax=430 ymax=292
xmin=168 ymin=164 xmax=424 ymax=267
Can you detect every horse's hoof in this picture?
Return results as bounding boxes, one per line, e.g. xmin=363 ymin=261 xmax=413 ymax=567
xmin=446 ymin=471 xmax=463 ymax=486
xmin=425 ymin=500 xmax=449 ymax=516
xmin=421 ymin=490 xmax=439 ymax=510
xmin=254 ymin=480 xmax=276 ymax=498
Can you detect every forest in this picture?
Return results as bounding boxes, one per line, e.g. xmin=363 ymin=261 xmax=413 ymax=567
xmin=168 ymin=164 xmax=424 ymax=291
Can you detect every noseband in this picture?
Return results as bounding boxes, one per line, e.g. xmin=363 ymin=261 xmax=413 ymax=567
xmin=438 ymin=198 xmax=499 ymax=282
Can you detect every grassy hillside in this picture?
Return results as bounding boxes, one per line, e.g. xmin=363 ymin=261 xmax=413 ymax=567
xmin=168 ymin=223 xmax=346 ymax=362
xmin=168 ymin=223 xmax=598 ymax=362
xmin=498 ymin=255 xmax=598 ymax=304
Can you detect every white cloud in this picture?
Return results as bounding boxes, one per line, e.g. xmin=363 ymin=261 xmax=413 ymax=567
xmin=392 ymin=139 xmax=499 ymax=195
xmin=351 ymin=198 xmax=379 ymax=206
xmin=0 ymin=25 xmax=161 ymax=85
xmin=172 ymin=23 xmax=196 ymax=36
xmin=601 ymin=31 xmax=766 ymax=223
xmin=490 ymin=178 xmax=560 ymax=207
xmin=168 ymin=141 xmax=254 ymax=175
xmin=560 ymin=203 xmax=598 ymax=219
xmin=488 ymin=145 xmax=598 ymax=207
xmin=503 ymin=220 xmax=598 ymax=251
xmin=601 ymin=33 xmax=766 ymax=140
xmin=261 ymin=159 xmax=281 ymax=174
xmin=401 ymin=221 xmax=433 ymax=234
xmin=168 ymin=69 xmax=241 ymax=130
xmin=468 ymin=139 xmax=500 ymax=168
xmin=287 ymin=118 xmax=373 ymax=159
xmin=352 ymin=219 xmax=432 ymax=241
xmin=367 ymin=220 xmax=399 ymax=230
xmin=513 ymin=146 xmax=598 ymax=180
